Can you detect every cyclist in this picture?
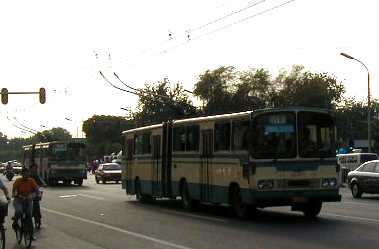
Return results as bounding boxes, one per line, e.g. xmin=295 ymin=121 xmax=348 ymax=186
xmin=29 ymin=164 xmax=45 ymax=227
xmin=0 ymin=179 xmax=11 ymax=226
xmin=12 ymin=168 xmax=39 ymax=237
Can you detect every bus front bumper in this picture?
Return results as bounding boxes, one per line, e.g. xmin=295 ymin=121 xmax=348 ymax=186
xmin=248 ymin=189 xmax=341 ymax=207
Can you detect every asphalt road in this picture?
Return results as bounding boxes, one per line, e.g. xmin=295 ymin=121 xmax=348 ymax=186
xmin=2 ymin=174 xmax=379 ymax=249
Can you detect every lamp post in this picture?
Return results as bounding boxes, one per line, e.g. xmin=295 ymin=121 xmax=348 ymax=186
xmin=340 ymin=52 xmax=371 ymax=152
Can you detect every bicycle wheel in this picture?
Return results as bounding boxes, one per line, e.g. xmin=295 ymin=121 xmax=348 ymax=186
xmin=14 ymin=219 xmax=23 ymax=244
xmin=23 ymin=229 xmax=32 ymax=248
xmin=0 ymin=227 xmax=5 ymax=249
xmin=34 ymin=216 xmax=41 ymax=230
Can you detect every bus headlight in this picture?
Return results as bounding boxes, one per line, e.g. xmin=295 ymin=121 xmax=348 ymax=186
xmin=257 ymin=180 xmax=274 ymax=190
xmin=322 ymin=178 xmax=337 ymax=188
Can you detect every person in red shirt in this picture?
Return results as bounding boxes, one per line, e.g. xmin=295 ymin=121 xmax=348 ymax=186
xmin=12 ymin=167 xmax=39 ymax=234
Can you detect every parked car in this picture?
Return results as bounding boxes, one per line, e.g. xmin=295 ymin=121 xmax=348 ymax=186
xmin=347 ymin=160 xmax=379 ymax=198
xmin=95 ymin=163 xmax=121 ymax=184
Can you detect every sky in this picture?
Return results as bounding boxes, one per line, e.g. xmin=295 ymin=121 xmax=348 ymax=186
xmin=0 ymin=0 xmax=378 ymax=138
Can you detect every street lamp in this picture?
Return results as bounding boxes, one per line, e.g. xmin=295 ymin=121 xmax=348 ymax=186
xmin=340 ymin=52 xmax=371 ymax=152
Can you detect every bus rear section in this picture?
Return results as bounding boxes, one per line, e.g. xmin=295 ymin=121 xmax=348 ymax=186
xmin=248 ymin=110 xmax=341 ymax=217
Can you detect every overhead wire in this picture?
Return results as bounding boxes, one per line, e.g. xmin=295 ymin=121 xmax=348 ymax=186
xmin=189 ymin=0 xmax=267 ymax=32
xmin=6 ymin=116 xmax=37 ymax=135
xmin=13 ymin=116 xmax=40 ymax=134
xmin=99 ymin=71 xmax=140 ymax=96
xmin=158 ymin=0 xmax=296 ymax=55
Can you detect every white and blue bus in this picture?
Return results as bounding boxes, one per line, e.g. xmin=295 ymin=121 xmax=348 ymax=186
xmin=121 ymin=107 xmax=341 ymax=218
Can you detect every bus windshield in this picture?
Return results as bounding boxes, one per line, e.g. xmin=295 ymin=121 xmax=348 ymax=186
xmin=50 ymin=143 xmax=85 ymax=161
xmin=252 ymin=112 xmax=297 ymax=159
xmin=298 ymin=112 xmax=336 ymax=158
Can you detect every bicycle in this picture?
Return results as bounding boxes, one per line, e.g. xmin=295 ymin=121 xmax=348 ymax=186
xmin=33 ymin=189 xmax=43 ymax=230
xmin=13 ymin=197 xmax=33 ymax=248
xmin=0 ymin=201 xmax=9 ymax=249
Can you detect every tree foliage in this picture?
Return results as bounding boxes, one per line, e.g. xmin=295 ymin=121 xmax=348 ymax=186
xmin=82 ymin=115 xmax=134 ymax=159
xmin=273 ymin=65 xmax=345 ymax=108
xmin=131 ymin=78 xmax=198 ymax=126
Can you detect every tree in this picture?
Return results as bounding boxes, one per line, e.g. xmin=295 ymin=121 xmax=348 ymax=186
xmin=82 ymin=115 xmax=134 ymax=159
xmin=193 ymin=66 xmax=235 ymax=115
xmin=31 ymin=127 xmax=72 ymax=142
xmin=232 ymin=68 xmax=273 ymax=111
xmin=131 ymin=78 xmax=198 ymax=126
xmin=272 ymin=65 xmax=345 ymax=108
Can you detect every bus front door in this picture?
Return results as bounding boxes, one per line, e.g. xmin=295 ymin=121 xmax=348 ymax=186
xmin=152 ymin=135 xmax=161 ymax=196
xmin=201 ymin=130 xmax=213 ymax=202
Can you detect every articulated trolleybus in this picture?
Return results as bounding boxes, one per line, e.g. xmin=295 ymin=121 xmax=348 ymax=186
xmin=23 ymin=141 xmax=87 ymax=186
xmin=121 ymin=107 xmax=341 ymax=218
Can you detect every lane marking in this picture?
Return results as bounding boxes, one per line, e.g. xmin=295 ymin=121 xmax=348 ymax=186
xmin=41 ymin=207 xmax=195 ymax=249
xmin=163 ymin=210 xmax=226 ymax=223
xmin=78 ymin=194 xmax=105 ymax=200
xmin=328 ymin=201 xmax=379 ymax=208
xmin=324 ymin=212 xmax=379 ymax=224
xmin=59 ymin=195 xmax=78 ymax=198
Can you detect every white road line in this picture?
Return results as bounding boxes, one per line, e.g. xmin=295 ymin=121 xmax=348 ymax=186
xmin=164 ymin=210 xmax=227 ymax=223
xmin=41 ymin=207 xmax=195 ymax=249
xmin=59 ymin=195 xmax=78 ymax=198
xmin=324 ymin=212 xmax=379 ymax=224
xmin=78 ymin=194 xmax=105 ymax=200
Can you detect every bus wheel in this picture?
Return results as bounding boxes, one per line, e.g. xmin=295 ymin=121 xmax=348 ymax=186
xmin=229 ymin=185 xmax=248 ymax=218
xmin=302 ymin=202 xmax=322 ymax=219
xmin=180 ymin=181 xmax=194 ymax=211
xmin=77 ymin=179 xmax=83 ymax=186
xmin=351 ymin=182 xmax=362 ymax=198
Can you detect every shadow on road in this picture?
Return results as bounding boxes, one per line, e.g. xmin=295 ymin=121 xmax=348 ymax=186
xmin=127 ymin=198 xmax=344 ymax=225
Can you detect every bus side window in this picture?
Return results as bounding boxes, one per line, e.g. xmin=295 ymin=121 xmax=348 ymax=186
xmin=134 ymin=133 xmax=151 ymax=155
xmin=186 ymin=125 xmax=200 ymax=152
xmin=232 ymin=120 xmax=249 ymax=151
xmin=215 ymin=122 xmax=231 ymax=151
xmin=173 ymin=127 xmax=186 ymax=152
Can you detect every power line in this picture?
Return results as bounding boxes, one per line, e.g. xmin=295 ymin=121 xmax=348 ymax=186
xmin=99 ymin=71 xmax=140 ymax=96
xmin=102 ymin=0 xmax=268 ymax=69
xmin=190 ymin=0 xmax=267 ymax=32
xmin=13 ymin=116 xmax=40 ymax=134
xmin=6 ymin=116 xmax=37 ymax=135
xmin=158 ymin=0 xmax=296 ymax=55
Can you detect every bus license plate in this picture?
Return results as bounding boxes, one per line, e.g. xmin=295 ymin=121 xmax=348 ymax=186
xmin=292 ymin=197 xmax=307 ymax=203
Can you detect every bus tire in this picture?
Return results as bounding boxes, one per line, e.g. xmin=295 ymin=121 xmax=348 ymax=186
xmin=351 ymin=182 xmax=362 ymax=198
xmin=180 ymin=180 xmax=194 ymax=211
xmin=229 ymin=184 xmax=248 ymax=218
xmin=302 ymin=201 xmax=322 ymax=219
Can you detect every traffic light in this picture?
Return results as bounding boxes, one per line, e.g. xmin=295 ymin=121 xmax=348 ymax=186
xmin=1 ymin=88 xmax=8 ymax=104
xmin=39 ymin=87 xmax=46 ymax=104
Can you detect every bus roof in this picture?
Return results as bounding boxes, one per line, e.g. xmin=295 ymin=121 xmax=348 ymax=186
xmin=22 ymin=140 xmax=85 ymax=149
xmin=122 ymin=107 xmax=333 ymax=135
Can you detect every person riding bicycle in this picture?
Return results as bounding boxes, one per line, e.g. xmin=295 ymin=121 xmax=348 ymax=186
xmin=29 ymin=164 xmax=45 ymax=227
xmin=12 ymin=168 xmax=39 ymax=233
xmin=0 ymin=179 xmax=11 ymax=226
